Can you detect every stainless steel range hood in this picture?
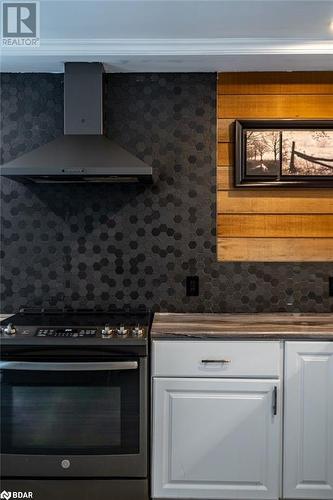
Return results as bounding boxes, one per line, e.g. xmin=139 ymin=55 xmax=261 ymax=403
xmin=0 ymin=63 xmax=153 ymax=183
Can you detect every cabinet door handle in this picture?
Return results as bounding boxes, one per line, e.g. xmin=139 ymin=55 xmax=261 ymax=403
xmin=272 ymin=386 xmax=278 ymax=416
xmin=201 ymin=359 xmax=231 ymax=364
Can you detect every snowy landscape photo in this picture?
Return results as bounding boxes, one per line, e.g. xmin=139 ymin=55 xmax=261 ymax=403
xmin=236 ymin=120 xmax=333 ymax=187
xmin=244 ymin=128 xmax=333 ymax=178
xmin=245 ymin=130 xmax=280 ymax=176
xmin=281 ymin=130 xmax=333 ymax=176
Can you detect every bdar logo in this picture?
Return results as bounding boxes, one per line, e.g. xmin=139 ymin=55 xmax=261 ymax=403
xmin=1 ymin=491 xmax=12 ymax=500
xmin=0 ymin=493 xmax=32 ymax=499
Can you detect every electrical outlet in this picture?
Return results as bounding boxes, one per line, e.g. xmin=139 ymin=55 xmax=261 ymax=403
xmin=186 ymin=276 xmax=199 ymax=297
xmin=329 ymin=277 xmax=333 ymax=297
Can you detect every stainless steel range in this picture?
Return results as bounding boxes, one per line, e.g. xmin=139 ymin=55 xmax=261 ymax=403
xmin=0 ymin=308 xmax=151 ymax=500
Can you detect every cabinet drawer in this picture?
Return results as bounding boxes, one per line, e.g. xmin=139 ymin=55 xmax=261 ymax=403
xmin=152 ymin=340 xmax=281 ymax=378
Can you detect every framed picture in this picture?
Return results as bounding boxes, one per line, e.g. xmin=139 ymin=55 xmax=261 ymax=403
xmin=235 ymin=120 xmax=333 ymax=187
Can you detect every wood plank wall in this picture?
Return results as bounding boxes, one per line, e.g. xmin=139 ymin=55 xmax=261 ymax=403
xmin=217 ymin=72 xmax=333 ymax=262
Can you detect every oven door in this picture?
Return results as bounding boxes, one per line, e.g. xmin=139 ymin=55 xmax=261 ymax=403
xmin=0 ymin=358 xmax=147 ymax=477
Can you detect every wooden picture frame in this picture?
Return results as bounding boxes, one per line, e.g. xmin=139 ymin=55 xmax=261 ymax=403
xmin=235 ymin=120 xmax=333 ymax=188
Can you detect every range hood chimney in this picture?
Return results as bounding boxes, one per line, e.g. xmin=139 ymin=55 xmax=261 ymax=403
xmin=0 ymin=63 xmax=153 ymax=183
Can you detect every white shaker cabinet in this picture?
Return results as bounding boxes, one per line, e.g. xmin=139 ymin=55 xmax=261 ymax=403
xmin=152 ymin=378 xmax=281 ymax=499
xmin=283 ymin=342 xmax=333 ymax=499
xmin=152 ymin=341 xmax=282 ymax=499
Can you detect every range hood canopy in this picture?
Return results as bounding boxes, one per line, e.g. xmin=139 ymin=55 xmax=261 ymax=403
xmin=0 ymin=63 xmax=152 ymax=183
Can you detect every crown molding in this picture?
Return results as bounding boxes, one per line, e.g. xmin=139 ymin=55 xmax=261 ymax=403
xmin=2 ymin=38 xmax=333 ymax=57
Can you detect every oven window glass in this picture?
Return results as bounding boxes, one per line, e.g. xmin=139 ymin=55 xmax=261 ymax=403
xmin=1 ymin=366 xmax=140 ymax=455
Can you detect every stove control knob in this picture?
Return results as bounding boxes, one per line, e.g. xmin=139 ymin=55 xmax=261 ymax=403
xmin=132 ymin=326 xmax=144 ymax=337
xmin=2 ymin=323 xmax=16 ymax=336
xmin=102 ymin=325 xmax=112 ymax=337
xmin=117 ymin=325 xmax=128 ymax=336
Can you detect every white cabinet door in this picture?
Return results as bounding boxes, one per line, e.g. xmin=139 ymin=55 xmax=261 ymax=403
xmin=284 ymin=342 xmax=333 ymax=499
xmin=152 ymin=378 xmax=281 ymax=499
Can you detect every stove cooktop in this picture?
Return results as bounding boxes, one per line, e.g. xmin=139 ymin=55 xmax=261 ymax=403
xmin=0 ymin=308 xmax=152 ymax=342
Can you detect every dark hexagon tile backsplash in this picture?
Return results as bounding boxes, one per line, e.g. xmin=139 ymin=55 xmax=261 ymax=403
xmin=0 ymin=73 xmax=332 ymax=313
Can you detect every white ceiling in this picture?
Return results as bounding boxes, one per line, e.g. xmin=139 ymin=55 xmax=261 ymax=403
xmin=1 ymin=0 xmax=333 ymax=72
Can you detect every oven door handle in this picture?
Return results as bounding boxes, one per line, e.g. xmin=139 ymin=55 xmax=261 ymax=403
xmin=0 ymin=361 xmax=138 ymax=371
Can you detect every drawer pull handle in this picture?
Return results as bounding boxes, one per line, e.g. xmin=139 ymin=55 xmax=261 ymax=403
xmin=272 ymin=386 xmax=278 ymax=416
xmin=201 ymin=359 xmax=231 ymax=364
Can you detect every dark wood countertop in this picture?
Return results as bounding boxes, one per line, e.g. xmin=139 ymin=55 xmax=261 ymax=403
xmin=0 ymin=314 xmax=12 ymax=321
xmin=151 ymin=313 xmax=333 ymax=340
